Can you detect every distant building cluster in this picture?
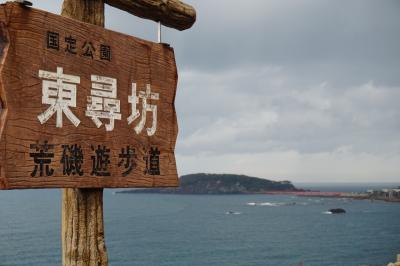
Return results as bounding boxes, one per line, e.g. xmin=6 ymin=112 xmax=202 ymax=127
xmin=366 ymin=188 xmax=400 ymax=201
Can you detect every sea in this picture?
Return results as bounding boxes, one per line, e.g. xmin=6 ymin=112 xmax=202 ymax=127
xmin=0 ymin=183 xmax=399 ymax=266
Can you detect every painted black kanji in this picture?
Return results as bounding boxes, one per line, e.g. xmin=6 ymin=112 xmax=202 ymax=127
xmin=100 ymin=44 xmax=111 ymax=61
xmin=29 ymin=141 xmax=55 ymax=177
xmin=144 ymin=147 xmax=160 ymax=175
xmin=47 ymin=31 xmax=59 ymax=50
xmin=82 ymin=41 xmax=95 ymax=59
xmin=65 ymin=35 xmax=77 ymax=54
xmin=60 ymin=144 xmax=84 ymax=176
xmin=118 ymin=146 xmax=137 ymax=177
xmin=91 ymin=145 xmax=110 ymax=176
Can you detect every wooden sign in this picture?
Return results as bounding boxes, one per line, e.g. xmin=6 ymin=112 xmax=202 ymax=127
xmin=0 ymin=3 xmax=179 ymax=189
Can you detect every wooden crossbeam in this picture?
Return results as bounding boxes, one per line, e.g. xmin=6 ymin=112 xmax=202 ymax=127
xmin=105 ymin=0 xmax=196 ymax=31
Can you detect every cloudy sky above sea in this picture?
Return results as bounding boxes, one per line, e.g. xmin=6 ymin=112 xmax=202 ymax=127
xmin=10 ymin=0 xmax=400 ymax=183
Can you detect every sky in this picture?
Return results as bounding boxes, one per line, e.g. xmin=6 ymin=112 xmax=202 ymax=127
xmin=5 ymin=0 xmax=400 ymax=183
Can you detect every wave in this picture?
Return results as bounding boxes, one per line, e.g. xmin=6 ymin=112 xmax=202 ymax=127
xmin=322 ymin=211 xmax=332 ymax=214
xmin=246 ymin=202 xmax=278 ymax=206
xmin=258 ymin=202 xmax=280 ymax=207
xmin=225 ymin=211 xmax=242 ymax=215
xmin=246 ymin=202 xmax=296 ymax=207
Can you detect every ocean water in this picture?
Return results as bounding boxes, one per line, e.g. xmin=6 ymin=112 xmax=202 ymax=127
xmin=0 ymin=186 xmax=399 ymax=266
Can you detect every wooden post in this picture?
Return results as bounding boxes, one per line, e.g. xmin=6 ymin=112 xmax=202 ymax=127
xmin=61 ymin=1 xmax=108 ymax=266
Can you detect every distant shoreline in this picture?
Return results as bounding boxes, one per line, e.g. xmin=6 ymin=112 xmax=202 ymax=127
xmin=264 ymin=191 xmax=400 ymax=203
xmin=116 ymin=190 xmax=400 ymax=203
xmin=116 ymin=173 xmax=400 ymax=203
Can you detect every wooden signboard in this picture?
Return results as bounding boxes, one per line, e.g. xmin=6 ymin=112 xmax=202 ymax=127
xmin=0 ymin=3 xmax=179 ymax=189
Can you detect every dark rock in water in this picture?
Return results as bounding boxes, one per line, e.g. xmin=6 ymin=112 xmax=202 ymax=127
xmin=329 ymin=208 xmax=346 ymax=214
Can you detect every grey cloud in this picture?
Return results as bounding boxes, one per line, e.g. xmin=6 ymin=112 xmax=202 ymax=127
xmin=165 ymin=0 xmax=400 ymax=86
xmin=176 ymin=66 xmax=400 ymax=158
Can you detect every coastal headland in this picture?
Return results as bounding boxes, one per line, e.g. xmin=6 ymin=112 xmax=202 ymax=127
xmin=117 ymin=173 xmax=400 ymax=203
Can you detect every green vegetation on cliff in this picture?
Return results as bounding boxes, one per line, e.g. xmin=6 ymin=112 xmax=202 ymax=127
xmin=118 ymin=173 xmax=298 ymax=194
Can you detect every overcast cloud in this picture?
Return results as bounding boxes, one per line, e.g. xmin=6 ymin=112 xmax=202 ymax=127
xmin=10 ymin=0 xmax=400 ymax=182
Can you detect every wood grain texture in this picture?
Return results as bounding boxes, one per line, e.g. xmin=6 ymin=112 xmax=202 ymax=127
xmin=62 ymin=188 xmax=108 ymax=266
xmin=61 ymin=2 xmax=108 ymax=266
xmin=105 ymin=0 xmax=196 ymax=31
xmin=0 ymin=2 xmax=179 ymax=189
xmin=62 ymin=0 xmax=104 ymax=27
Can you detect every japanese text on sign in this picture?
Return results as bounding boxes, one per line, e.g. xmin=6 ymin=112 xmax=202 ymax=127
xmin=29 ymin=141 xmax=161 ymax=177
xmin=38 ymin=67 xmax=159 ymax=135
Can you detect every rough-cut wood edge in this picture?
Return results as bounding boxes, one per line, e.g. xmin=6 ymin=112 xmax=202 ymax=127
xmin=105 ymin=0 xmax=196 ymax=31
xmin=61 ymin=1 xmax=108 ymax=265
xmin=0 ymin=5 xmax=11 ymax=190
